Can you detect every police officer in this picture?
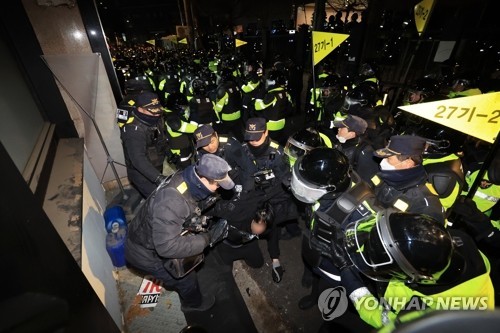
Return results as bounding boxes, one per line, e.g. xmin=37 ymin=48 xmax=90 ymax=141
xmin=290 ymin=147 xmax=372 ymax=310
xmin=125 ymin=154 xmax=233 ymax=313
xmin=192 ymin=124 xmax=246 ymax=192
xmin=333 ymin=115 xmax=380 ymax=182
xmin=372 ymin=135 xmax=445 ymax=224
xmin=214 ymin=68 xmax=244 ymax=141
xmin=337 ymin=210 xmax=494 ymax=329
xmin=284 ymin=127 xmax=332 ymax=167
xmin=241 ymin=60 xmax=265 ymax=123
xmin=188 ymin=79 xmax=218 ymax=126
xmin=254 ymin=70 xmax=294 ymax=145
xmin=120 ymin=91 xmax=169 ymax=198
xmin=236 ymin=117 xmax=299 ymax=282
xmin=164 ymin=92 xmax=198 ymax=169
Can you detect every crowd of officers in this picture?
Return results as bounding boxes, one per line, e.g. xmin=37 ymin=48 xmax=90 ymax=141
xmin=115 ymin=44 xmax=499 ymax=330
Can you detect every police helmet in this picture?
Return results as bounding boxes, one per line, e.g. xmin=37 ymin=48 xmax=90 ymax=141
xmin=191 ymin=78 xmax=207 ymax=95
xmin=218 ymin=68 xmax=234 ymax=82
xmin=341 ymin=82 xmax=377 ymax=113
xmin=403 ymin=77 xmax=440 ymax=105
xmin=487 ymin=156 xmax=500 ymax=185
xmin=166 ymin=92 xmax=188 ymax=113
xmin=125 ymin=76 xmax=154 ymax=94
xmin=266 ymin=70 xmax=288 ymax=89
xmin=451 ymin=74 xmax=476 ymax=92
xmin=319 ymin=75 xmax=342 ymax=99
xmin=345 ymin=210 xmax=465 ymax=284
xmin=358 ymin=62 xmax=378 ymax=77
xmin=409 ymin=120 xmax=466 ymax=157
xmin=285 ymin=128 xmax=326 ymax=166
xmin=291 ymin=148 xmax=350 ymax=203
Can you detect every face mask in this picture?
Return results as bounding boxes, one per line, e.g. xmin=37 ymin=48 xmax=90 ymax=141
xmin=336 ymin=135 xmax=347 ymax=144
xmin=379 ymin=158 xmax=396 ymax=171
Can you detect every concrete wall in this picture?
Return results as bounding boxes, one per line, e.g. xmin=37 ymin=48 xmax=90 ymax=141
xmin=21 ymin=0 xmax=126 ymax=183
xmin=82 ymin=151 xmax=123 ymax=329
xmin=20 ymin=1 xmax=126 ymax=328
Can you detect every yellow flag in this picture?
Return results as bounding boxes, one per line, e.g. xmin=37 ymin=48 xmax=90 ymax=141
xmin=312 ymin=32 xmax=349 ymax=66
xmin=398 ymin=92 xmax=500 ymax=144
xmin=179 ymin=38 xmax=187 ymax=44
xmin=235 ymin=39 xmax=247 ymax=48
xmin=146 ymin=39 xmax=155 ymax=46
xmin=414 ymin=0 xmax=435 ymax=36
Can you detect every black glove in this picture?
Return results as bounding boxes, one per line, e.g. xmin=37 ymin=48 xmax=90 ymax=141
xmin=167 ymin=153 xmax=180 ymax=165
xmin=207 ymin=219 xmax=229 ymax=247
xmin=272 ymin=264 xmax=284 ymax=283
xmin=451 ymin=196 xmax=488 ymax=223
xmin=155 ymin=174 xmax=168 ymax=186
xmin=340 ymin=266 xmax=365 ymax=295
xmin=182 ymin=215 xmax=208 ymax=234
xmin=309 ymin=234 xmax=333 ymax=259
xmin=330 ymin=240 xmax=351 ymax=271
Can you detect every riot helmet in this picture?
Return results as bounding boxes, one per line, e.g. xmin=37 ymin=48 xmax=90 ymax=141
xmin=291 ymin=148 xmax=350 ymax=203
xmin=319 ymin=74 xmax=342 ymax=100
xmin=166 ymin=92 xmax=189 ymax=118
xmin=218 ymin=67 xmax=234 ymax=83
xmin=191 ymin=78 xmax=207 ymax=95
xmin=403 ymin=77 xmax=440 ymax=105
xmin=407 ymin=120 xmax=466 ymax=157
xmin=345 ymin=210 xmax=465 ymax=284
xmin=285 ymin=128 xmax=326 ymax=166
xmin=340 ymin=82 xmax=377 ymax=114
xmin=266 ymin=70 xmax=288 ymax=89
xmin=358 ymin=62 xmax=378 ymax=78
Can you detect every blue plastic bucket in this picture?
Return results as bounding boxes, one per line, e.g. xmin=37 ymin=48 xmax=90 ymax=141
xmin=105 ymin=226 xmax=127 ymax=268
xmin=103 ymin=205 xmax=126 ymax=233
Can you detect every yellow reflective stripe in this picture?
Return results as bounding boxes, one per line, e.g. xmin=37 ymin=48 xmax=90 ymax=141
xmin=255 ymin=97 xmax=275 ymax=110
xmin=166 ymin=124 xmax=182 ymax=137
xmin=176 ymin=181 xmax=188 ymax=194
xmin=439 ymin=183 xmax=461 ymax=211
xmin=425 ymin=183 xmax=438 ymax=196
xmin=158 ymin=79 xmax=166 ymax=91
xmin=423 ymin=154 xmax=460 ymax=165
xmin=393 ymin=199 xmax=409 ymax=212
xmin=178 ymin=121 xmax=197 ymax=133
xmin=270 ymin=141 xmax=279 ymax=149
xmin=319 ymin=132 xmax=332 ymax=148
xmin=266 ymin=118 xmax=285 ymax=131
xmin=242 ymin=81 xmax=259 ymax=93
xmin=371 ymin=175 xmax=381 ymax=186
xmin=214 ymin=92 xmax=228 ymax=112
xmin=221 ymin=110 xmax=241 ymax=121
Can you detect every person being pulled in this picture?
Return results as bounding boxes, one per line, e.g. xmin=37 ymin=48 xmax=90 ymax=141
xmin=215 ymin=202 xmax=275 ymax=269
xmin=125 ymin=154 xmax=234 ymax=313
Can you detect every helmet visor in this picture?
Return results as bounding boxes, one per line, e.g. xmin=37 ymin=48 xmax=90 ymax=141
xmin=290 ymin=168 xmax=328 ymax=204
xmin=345 ymin=211 xmax=398 ymax=282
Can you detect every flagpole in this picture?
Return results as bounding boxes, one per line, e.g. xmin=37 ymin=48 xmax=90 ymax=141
xmin=466 ymin=133 xmax=500 ymax=200
xmin=311 ymin=43 xmax=318 ymax=123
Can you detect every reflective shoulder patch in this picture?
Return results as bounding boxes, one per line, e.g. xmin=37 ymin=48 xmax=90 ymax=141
xmin=371 ymin=175 xmax=381 ymax=186
xmin=270 ymin=141 xmax=279 ymax=149
xmin=425 ymin=183 xmax=438 ymax=195
xmin=219 ymin=137 xmax=228 ymax=143
xmin=176 ymin=182 xmax=188 ymax=194
xmin=394 ymin=199 xmax=409 ymax=212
